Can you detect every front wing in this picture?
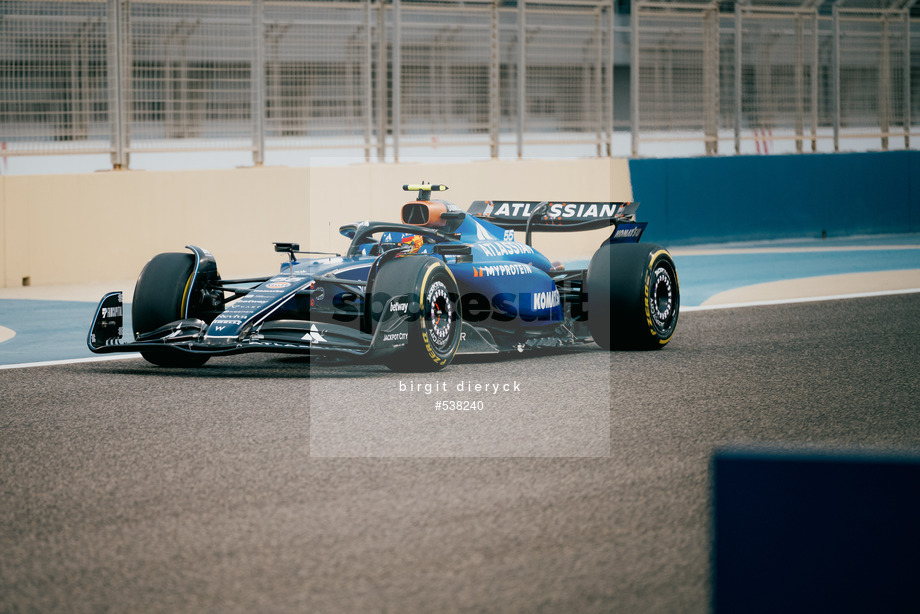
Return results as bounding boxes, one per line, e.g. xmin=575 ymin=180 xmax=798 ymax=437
xmin=87 ymin=291 xmax=506 ymax=362
xmin=87 ymin=291 xmax=415 ymax=360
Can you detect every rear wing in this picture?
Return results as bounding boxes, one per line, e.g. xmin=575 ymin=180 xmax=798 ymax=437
xmin=468 ymin=200 xmax=645 ymax=244
xmin=468 ymin=200 xmax=639 ymax=231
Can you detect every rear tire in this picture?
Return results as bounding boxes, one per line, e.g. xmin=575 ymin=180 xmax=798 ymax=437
xmin=585 ymin=242 xmax=679 ymax=350
xmin=371 ymin=256 xmax=462 ymax=372
xmin=132 ymin=252 xmax=210 ymax=367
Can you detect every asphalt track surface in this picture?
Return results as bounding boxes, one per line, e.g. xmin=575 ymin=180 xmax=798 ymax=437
xmin=2 ymin=291 xmax=919 ymax=613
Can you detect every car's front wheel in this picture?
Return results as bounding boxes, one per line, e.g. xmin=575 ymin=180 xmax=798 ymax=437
xmin=132 ymin=252 xmax=211 ymax=368
xmin=370 ymin=256 xmax=462 ymax=372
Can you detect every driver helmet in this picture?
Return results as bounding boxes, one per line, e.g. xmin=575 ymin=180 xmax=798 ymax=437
xmin=400 ymin=234 xmax=424 ymax=254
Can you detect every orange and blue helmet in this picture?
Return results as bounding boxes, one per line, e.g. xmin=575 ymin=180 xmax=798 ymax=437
xmin=400 ymin=234 xmax=424 ymax=254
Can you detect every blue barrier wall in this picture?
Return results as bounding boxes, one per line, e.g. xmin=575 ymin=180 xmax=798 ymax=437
xmin=630 ymin=151 xmax=919 ymax=245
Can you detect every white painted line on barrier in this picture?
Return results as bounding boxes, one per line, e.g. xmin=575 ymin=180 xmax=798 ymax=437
xmin=0 ymin=353 xmax=141 ymax=370
xmin=682 ymin=287 xmax=920 ymax=312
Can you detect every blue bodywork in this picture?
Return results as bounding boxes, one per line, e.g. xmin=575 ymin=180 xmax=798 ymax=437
xmin=278 ymin=209 xmax=563 ymax=336
xmin=88 ymin=186 xmax=643 ymax=363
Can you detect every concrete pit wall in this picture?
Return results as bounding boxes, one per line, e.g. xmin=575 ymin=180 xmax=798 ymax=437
xmin=1 ymin=151 xmax=917 ymax=289
xmin=0 ymin=158 xmax=631 ymax=288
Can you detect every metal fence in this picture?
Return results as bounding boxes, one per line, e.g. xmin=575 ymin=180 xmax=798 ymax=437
xmin=631 ymin=0 xmax=919 ymax=156
xmin=1 ymin=0 xmax=917 ymax=168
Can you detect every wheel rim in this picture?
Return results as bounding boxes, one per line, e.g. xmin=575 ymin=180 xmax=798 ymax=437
xmin=425 ymin=279 xmax=455 ymax=354
xmin=649 ymin=264 xmax=677 ymax=335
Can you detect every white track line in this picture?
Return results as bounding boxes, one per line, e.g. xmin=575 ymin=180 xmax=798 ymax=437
xmin=2 ymin=288 xmax=919 ymax=370
xmin=0 ymin=353 xmax=141 ymax=370
xmin=683 ymin=287 xmax=920 ymax=312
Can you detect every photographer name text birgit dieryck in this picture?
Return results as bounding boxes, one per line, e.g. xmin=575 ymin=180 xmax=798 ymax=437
xmin=398 ymin=380 xmax=522 ymax=395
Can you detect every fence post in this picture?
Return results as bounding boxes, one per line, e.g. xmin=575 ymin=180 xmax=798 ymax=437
xmin=107 ymin=0 xmax=128 ymax=169
xmin=517 ymin=0 xmax=525 ymax=159
xmin=489 ymin=0 xmax=500 ymax=158
xmin=595 ymin=7 xmax=603 ymax=157
xmin=704 ymin=4 xmax=719 ymax=155
xmin=607 ymin=0 xmax=615 ymax=157
xmin=251 ymin=0 xmax=265 ymax=166
xmin=880 ymin=13 xmax=890 ymax=151
xmin=832 ymin=3 xmax=840 ymax=152
xmin=376 ymin=0 xmax=387 ymax=161
xmin=795 ymin=13 xmax=804 ymax=153
xmin=903 ymin=9 xmax=911 ymax=150
xmin=630 ymin=1 xmax=639 ymax=157
xmin=392 ymin=0 xmax=401 ymax=162
xmin=364 ymin=0 xmax=373 ymax=161
xmin=811 ymin=10 xmax=818 ymax=152
xmin=734 ymin=2 xmax=742 ymax=155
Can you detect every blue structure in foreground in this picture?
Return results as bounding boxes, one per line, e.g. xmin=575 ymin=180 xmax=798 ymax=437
xmin=713 ymin=447 xmax=920 ymax=614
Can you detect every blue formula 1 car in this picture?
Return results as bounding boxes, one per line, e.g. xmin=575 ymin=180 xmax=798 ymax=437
xmin=88 ymin=183 xmax=679 ymax=371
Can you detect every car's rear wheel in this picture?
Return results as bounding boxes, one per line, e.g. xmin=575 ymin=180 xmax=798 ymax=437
xmin=585 ymin=242 xmax=679 ymax=350
xmin=371 ymin=256 xmax=462 ymax=372
xmin=132 ymin=252 xmax=210 ymax=367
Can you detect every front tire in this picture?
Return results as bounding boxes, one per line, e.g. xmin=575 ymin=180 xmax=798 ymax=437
xmin=585 ymin=242 xmax=679 ymax=350
xmin=371 ymin=256 xmax=462 ymax=372
xmin=132 ymin=252 xmax=210 ymax=367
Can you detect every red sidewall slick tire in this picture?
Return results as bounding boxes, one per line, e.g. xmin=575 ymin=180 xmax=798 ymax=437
xmin=586 ymin=242 xmax=679 ymax=351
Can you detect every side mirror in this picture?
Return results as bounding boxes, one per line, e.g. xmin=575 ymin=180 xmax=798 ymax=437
xmin=274 ymin=242 xmax=300 ymax=253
